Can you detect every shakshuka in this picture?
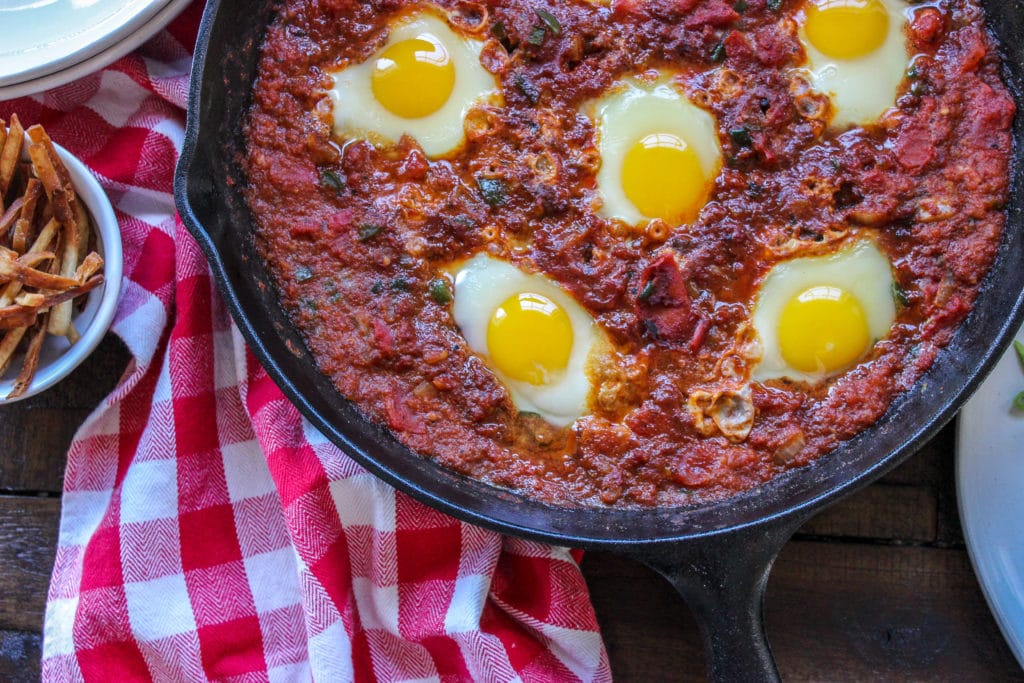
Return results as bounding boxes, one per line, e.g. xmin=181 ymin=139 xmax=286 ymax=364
xmin=243 ymin=0 xmax=1014 ymax=506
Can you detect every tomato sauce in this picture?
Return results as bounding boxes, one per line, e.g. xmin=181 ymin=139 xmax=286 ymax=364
xmin=244 ymin=0 xmax=1013 ymax=507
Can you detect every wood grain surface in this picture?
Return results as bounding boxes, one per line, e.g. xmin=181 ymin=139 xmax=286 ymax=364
xmin=1 ymin=334 xmax=1022 ymax=681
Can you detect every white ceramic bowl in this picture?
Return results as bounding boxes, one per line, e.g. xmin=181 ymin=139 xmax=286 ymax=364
xmin=0 ymin=142 xmax=122 ymax=402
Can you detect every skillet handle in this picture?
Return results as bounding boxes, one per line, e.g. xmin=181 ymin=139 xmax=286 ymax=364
xmin=627 ymin=523 xmax=800 ymax=682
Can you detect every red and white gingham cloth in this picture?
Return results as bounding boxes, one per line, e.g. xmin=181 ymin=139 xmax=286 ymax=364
xmin=1 ymin=4 xmax=612 ymax=680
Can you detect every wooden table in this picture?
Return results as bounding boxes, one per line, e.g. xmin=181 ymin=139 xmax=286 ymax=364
xmin=1 ymin=334 xmax=1022 ymax=681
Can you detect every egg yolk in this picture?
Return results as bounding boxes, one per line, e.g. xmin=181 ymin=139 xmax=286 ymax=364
xmin=621 ymin=133 xmax=706 ymax=224
xmin=487 ymin=292 xmax=574 ymax=385
xmin=778 ymin=285 xmax=871 ymax=374
xmin=372 ymin=35 xmax=455 ymax=119
xmin=804 ymin=0 xmax=889 ymax=60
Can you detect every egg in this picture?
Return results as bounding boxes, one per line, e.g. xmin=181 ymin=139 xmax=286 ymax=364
xmin=327 ymin=9 xmax=501 ymax=158
xmin=752 ymin=239 xmax=896 ymax=384
xmin=583 ymin=75 xmax=722 ymax=227
xmin=796 ymin=0 xmax=910 ymax=127
xmin=450 ymin=254 xmax=608 ymax=426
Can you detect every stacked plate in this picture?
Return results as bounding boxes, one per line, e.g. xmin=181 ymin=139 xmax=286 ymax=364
xmin=0 ymin=0 xmax=191 ymax=101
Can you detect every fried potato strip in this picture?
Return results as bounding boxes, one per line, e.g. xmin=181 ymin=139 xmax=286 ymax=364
xmin=0 ymin=118 xmax=106 ymax=398
xmin=0 ymin=115 xmax=24 ymax=198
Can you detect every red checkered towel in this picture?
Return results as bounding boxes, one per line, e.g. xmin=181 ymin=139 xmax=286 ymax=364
xmin=2 ymin=4 xmax=611 ymax=681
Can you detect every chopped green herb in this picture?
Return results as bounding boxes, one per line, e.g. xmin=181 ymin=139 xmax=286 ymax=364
xmin=321 ymin=169 xmax=345 ymax=193
xmin=907 ymin=64 xmax=920 ymax=80
xmin=1012 ymin=341 xmax=1024 ymax=409
xmin=733 ymin=0 xmax=748 ymax=11
xmin=638 ymin=280 xmax=656 ymax=301
xmin=747 ymin=181 xmax=763 ymax=197
xmin=767 ymin=0 xmax=782 ymax=11
xmin=491 ymin=20 xmax=508 ymax=41
xmin=892 ymin=282 xmax=910 ymax=308
xmin=429 ymin=279 xmax=452 ymax=305
xmin=294 ymin=265 xmax=313 ymax=283
xmin=909 ymin=79 xmax=929 ymax=97
xmin=527 ymin=24 xmax=547 ymax=46
xmin=710 ymin=39 xmax=727 ymax=63
xmin=729 ymin=127 xmax=753 ymax=147
xmin=514 ymin=73 xmax=541 ymax=104
xmin=391 ymin=278 xmax=410 ymax=292
xmin=371 ymin=281 xmax=384 ymax=295
xmin=830 ymin=158 xmax=841 ymax=172
xmin=476 ymin=176 xmax=508 ymax=207
xmin=534 ymin=8 xmax=562 ymax=36
xmin=300 ymin=298 xmax=318 ymax=312
xmin=358 ymin=223 xmax=383 ymax=241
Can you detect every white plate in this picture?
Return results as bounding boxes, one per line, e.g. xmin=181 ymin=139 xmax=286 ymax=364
xmin=0 ymin=0 xmax=172 ymax=87
xmin=0 ymin=0 xmax=190 ymax=101
xmin=957 ymin=326 xmax=1024 ymax=669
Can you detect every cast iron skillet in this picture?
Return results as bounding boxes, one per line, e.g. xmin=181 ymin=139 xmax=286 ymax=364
xmin=174 ymin=1 xmax=1024 ymax=678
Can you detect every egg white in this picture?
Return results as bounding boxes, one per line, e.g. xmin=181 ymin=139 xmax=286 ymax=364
xmin=582 ymin=75 xmax=722 ymax=226
xmin=327 ymin=11 xmax=501 ymax=158
xmin=796 ymin=0 xmax=910 ymax=128
xmin=752 ymin=239 xmax=896 ymax=384
xmin=450 ymin=254 xmax=606 ymax=427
